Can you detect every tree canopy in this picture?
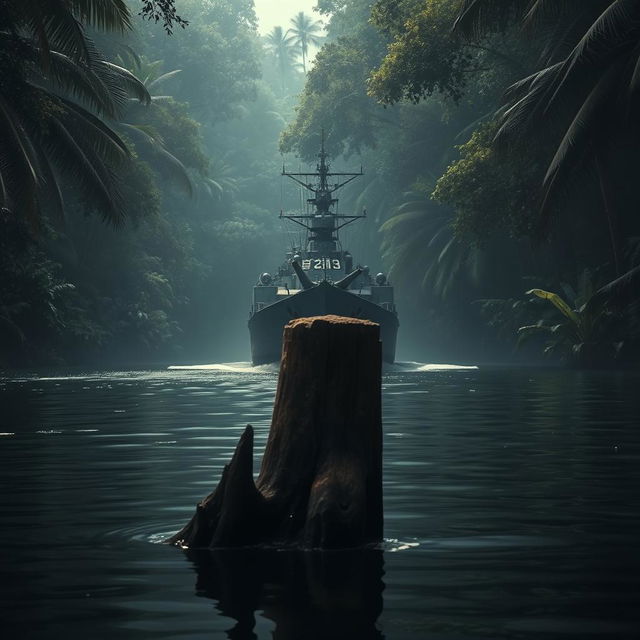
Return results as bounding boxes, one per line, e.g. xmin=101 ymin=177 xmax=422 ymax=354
xmin=3 ymin=0 xmax=639 ymax=368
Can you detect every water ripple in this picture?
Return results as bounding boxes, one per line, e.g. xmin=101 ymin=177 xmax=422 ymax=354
xmin=0 ymin=365 xmax=638 ymax=639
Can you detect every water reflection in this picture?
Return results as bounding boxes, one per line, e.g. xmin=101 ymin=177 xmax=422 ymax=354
xmin=1 ymin=366 xmax=639 ymax=639
xmin=186 ymin=547 xmax=384 ymax=640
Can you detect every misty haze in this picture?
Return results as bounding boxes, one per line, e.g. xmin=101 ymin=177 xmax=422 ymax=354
xmin=1 ymin=2 xmax=639 ymax=639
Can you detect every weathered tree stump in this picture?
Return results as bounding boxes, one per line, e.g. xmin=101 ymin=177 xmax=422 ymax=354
xmin=167 ymin=315 xmax=382 ymax=549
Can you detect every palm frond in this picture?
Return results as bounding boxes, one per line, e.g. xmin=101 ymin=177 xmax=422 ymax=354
xmin=20 ymin=0 xmax=91 ymax=65
xmin=21 ymin=35 xmax=149 ymax=118
xmin=156 ymin=154 xmax=193 ymax=197
xmin=539 ymin=60 xmax=623 ymax=230
xmin=120 ymin=123 xmax=192 ymax=197
xmin=496 ymin=61 xmax=563 ymax=141
xmin=533 ymin=10 xmax=594 ymax=65
xmin=203 ymin=177 xmax=223 ymax=197
xmin=146 ymin=69 xmax=182 ymax=91
xmin=38 ymin=152 xmax=65 ymax=224
xmin=0 ymin=96 xmax=41 ymax=225
xmin=438 ymin=235 xmax=456 ymax=263
xmin=427 ymin=224 xmax=454 ymax=249
xmin=380 ymin=208 xmax=428 ymax=231
xmin=0 ymin=1 xmax=147 ymax=229
xmin=48 ymin=116 xmax=123 ymax=224
xmin=453 ymin=0 xmax=521 ymax=39
xmin=117 ymin=44 xmax=142 ymax=68
xmin=522 ymin=0 xmax=574 ymax=31
xmin=587 ymin=264 xmax=640 ymax=311
xmin=101 ymin=61 xmax=151 ymax=105
xmin=32 ymin=48 xmax=121 ymax=118
xmin=55 ymin=95 xmax=130 ymax=162
xmin=70 ymin=0 xmax=132 ymax=32
xmin=544 ymin=0 xmax=640 ymax=113
xmin=265 ymin=26 xmax=296 ymax=48
xmin=120 ymin=122 xmax=164 ymax=145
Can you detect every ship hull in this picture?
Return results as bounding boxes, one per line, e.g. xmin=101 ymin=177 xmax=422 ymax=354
xmin=249 ymin=281 xmax=398 ymax=364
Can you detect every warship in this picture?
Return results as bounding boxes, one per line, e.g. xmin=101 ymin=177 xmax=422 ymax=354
xmin=248 ymin=136 xmax=399 ymax=364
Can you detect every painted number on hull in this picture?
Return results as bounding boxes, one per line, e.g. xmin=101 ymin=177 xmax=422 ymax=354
xmin=302 ymin=258 xmax=341 ymax=270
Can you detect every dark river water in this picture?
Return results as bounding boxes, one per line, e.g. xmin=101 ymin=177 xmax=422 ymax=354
xmin=1 ymin=363 xmax=639 ymax=639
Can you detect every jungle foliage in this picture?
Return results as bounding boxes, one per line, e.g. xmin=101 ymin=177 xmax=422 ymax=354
xmin=2 ymin=0 xmax=639 ymax=368
xmin=280 ymin=0 xmax=640 ymax=366
xmin=0 ymin=0 xmax=305 ymax=367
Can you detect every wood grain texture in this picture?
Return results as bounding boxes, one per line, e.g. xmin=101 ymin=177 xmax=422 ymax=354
xmin=167 ymin=315 xmax=383 ymax=549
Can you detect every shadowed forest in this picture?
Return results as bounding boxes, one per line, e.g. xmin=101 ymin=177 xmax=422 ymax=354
xmin=2 ymin=0 xmax=639 ymax=369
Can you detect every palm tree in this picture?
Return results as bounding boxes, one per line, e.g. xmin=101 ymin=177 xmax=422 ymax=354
xmin=0 ymin=0 xmax=150 ymax=227
xmin=265 ymin=26 xmax=298 ymax=94
xmin=454 ymin=0 xmax=640 ymax=276
xmin=380 ymin=193 xmax=484 ymax=299
xmin=117 ymin=58 xmax=195 ymax=196
xmin=289 ymin=12 xmax=324 ymax=73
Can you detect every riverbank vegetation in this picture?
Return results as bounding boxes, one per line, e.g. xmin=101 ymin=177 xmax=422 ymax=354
xmin=282 ymin=0 xmax=640 ymax=367
xmin=0 ymin=0 xmax=304 ymax=366
xmin=1 ymin=0 xmax=638 ymax=368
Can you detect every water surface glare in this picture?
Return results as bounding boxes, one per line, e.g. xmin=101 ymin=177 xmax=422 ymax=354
xmin=1 ymin=365 xmax=639 ymax=639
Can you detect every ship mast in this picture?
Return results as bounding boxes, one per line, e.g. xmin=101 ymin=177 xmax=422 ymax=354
xmin=280 ymin=130 xmax=364 ymax=253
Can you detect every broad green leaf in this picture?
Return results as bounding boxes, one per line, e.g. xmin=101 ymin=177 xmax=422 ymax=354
xmin=526 ymin=288 xmax=579 ymax=326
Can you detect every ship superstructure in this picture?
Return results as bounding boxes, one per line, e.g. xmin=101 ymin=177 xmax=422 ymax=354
xmin=249 ymin=135 xmax=398 ymax=364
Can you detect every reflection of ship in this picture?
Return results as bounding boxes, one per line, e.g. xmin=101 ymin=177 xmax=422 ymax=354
xmin=249 ymin=134 xmax=399 ymax=365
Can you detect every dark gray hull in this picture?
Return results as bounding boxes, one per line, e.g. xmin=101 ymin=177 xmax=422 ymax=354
xmin=249 ymin=281 xmax=398 ymax=364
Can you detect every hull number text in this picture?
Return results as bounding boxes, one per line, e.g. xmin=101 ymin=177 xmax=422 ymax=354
xmin=302 ymin=258 xmax=341 ymax=270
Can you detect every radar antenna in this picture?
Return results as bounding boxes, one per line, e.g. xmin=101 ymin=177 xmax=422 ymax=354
xmin=280 ymin=130 xmax=365 ymax=244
